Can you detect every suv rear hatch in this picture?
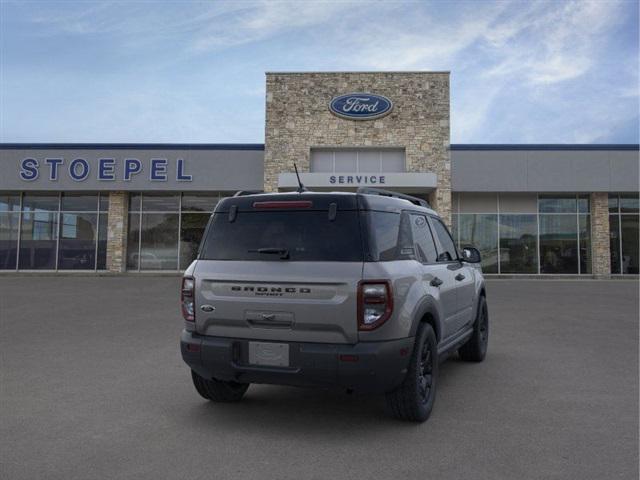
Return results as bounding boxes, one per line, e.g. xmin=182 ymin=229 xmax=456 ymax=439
xmin=193 ymin=194 xmax=363 ymax=344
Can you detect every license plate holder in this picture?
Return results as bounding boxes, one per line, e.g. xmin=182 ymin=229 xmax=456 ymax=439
xmin=248 ymin=342 xmax=290 ymax=367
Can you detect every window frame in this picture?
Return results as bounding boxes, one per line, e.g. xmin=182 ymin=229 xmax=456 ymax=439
xmin=428 ymin=215 xmax=460 ymax=264
xmin=0 ymin=209 xmax=20 ymax=270
xmin=310 ymin=148 xmax=406 ymax=173
xmin=408 ymin=212 xmax=439 ymax=264
xmin=497 ymin=213 xmax=538 ymax=274
xmin=450 ymin=193 xmax=592 ymax=274
xmin=127 ymin=192 xmax=222 ymax=271
xmin=609 ymin=193 xmax=640 ymax=275
xmin=5 ymin=191 xmax=107 ymax=271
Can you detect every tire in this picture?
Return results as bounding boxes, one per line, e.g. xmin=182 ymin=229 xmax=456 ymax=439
xmin=458 ymin=295 xmax=489 ymax=362
xmin=191 ymin=370 xmax=249 ymax=402
xmin=385 ymin=323 xmax=438 ymax=422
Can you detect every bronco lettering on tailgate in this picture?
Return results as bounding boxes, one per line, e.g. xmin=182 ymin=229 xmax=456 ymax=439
xmin=230 ymin=285 xmax=311 ymax=297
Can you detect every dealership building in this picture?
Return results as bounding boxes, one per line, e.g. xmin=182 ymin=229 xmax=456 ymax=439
xmin=0 ymin=72 xmax=638 ymax=276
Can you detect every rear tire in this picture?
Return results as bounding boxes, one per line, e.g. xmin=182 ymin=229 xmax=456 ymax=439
xmin=385 ymin=323 xmax=438 ymax=422
xmin=459 ymin=295 xmax=489 ymax=362
xmin=191 ymin=370 xmax=249 ymax=402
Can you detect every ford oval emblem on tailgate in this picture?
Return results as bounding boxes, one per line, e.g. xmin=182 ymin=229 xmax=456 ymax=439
xmin=200 ymin=305 xmax=215 ymax=312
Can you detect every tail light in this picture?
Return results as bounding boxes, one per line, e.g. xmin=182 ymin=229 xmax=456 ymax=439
xmin=181 ymin=276 xmax=195 ymax=322
xmin=358 ymin=280 xmax=393 ymax=331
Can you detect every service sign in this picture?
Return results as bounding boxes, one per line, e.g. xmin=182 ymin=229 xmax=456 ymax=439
xmin=278 ymin=172 xmax=437 ymax=191
xmin=329 ymin=93 xmax=393 ymax=120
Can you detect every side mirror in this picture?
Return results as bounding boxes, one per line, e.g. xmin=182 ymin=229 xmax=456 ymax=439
xmin=461 ymin=246 xmax=481 ymax=263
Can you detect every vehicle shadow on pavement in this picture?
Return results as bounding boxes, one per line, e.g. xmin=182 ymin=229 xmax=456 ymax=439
xmin=180 ymin=355 xmax=471 ymax=435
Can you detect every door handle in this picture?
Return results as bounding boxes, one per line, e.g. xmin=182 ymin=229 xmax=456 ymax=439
xmin=430 ymin=277 xmax=443 ymax=287
xmin=455 ymin=273 xmax=466 ymax=281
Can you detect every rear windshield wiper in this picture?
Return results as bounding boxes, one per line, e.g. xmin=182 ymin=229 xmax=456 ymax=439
xmin=248 ymin=247 xmax=290 ymax=260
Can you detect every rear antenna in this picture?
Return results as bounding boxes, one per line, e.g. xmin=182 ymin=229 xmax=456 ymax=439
xmin=293 ymin=163 xmax=308 ymax=193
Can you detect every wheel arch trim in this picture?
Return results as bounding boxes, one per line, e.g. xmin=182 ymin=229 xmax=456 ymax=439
xmin=409 ymin=296 xmax=443 ymax=342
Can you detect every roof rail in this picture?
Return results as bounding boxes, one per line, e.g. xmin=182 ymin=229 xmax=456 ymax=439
xmin=357 ymin=187 xmax=431 ymax=208
xmin=233 ymin=190 xmax=263 ymax=197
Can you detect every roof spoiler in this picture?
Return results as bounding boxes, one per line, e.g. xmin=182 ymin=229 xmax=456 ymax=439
xmin=233 ymin=190 xmax=263 ymax=197
xmin=357 ymin=187 xmax=431 ymax=209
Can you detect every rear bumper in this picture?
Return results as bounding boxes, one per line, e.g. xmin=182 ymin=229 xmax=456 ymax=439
xmin=180 ymin=330 xmax=414 ymax=394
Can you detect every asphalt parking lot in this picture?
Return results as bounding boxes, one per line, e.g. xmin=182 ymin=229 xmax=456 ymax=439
xmin=1 ymin=276 xmax=638 ymax=480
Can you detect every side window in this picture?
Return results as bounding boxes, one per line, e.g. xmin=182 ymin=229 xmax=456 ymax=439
xmin=410 ymin=214 xmax=438 ymax=263
xmin=396 ymin=211 xmax=416 ymax=259
xmin=429 ymin=217 xmax=458 ymax=262
xmin=367 ymin=211 xmax=401 ymax=261
xmin=365 ymin=211 xmax=418 ymax=261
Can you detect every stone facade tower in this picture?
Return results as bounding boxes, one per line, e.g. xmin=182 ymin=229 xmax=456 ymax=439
xmin=264 ymin=72 xmax=451 ymax=224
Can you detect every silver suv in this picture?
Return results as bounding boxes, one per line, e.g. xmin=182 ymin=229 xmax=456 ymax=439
xmin=180 ymin=188 xmax=488 ymax=422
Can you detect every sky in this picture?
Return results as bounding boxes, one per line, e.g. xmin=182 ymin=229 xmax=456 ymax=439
xmin=0 ymin=0 xmax=638 ymax=144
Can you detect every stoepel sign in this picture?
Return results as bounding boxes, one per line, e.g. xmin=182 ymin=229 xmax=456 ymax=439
xmin=19 ymin=157 xmax=192 ymax=182
xmin=329 ymin=93 xmax=393 ymax=120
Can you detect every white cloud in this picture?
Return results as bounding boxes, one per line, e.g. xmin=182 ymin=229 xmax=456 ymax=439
xmin=330 ymin=4 xmax=509 ymax=70
xmin=4 ymin=0 xmax=637 ymax=143
xmin=483 ymin=0 xmax=624 ymax=85
xmin=188 ymin=1 xmax=363 ymax=52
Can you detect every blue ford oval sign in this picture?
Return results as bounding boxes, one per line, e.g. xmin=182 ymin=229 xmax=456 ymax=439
xmin=329 ymin=93 xmax=393 ymax=120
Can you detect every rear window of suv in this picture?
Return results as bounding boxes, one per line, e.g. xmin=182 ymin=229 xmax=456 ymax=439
xmin=200 ymin=210 xmax=363 ymax=262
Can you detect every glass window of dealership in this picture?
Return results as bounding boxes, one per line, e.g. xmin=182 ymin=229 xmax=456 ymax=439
xmin=450 ymin=192 xmax=639 ymax=275
xmin=126 ymin=192 xmax=220 ymax=271
xmin=1 ymin=187 xmax=638 ymax=275
xmin=0 ymin=191 xmax=224 ymax=271
xmin=0 ymin=192 xmax=109 ymax=270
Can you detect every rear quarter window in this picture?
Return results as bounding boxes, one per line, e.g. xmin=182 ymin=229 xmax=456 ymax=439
xmin=366 ymin=211 xmax=400 ymax=261
xmin=364 ymin=211 xmax=446 ymax=263
xmin=364 ymin=211 xmax=417 ymax=262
